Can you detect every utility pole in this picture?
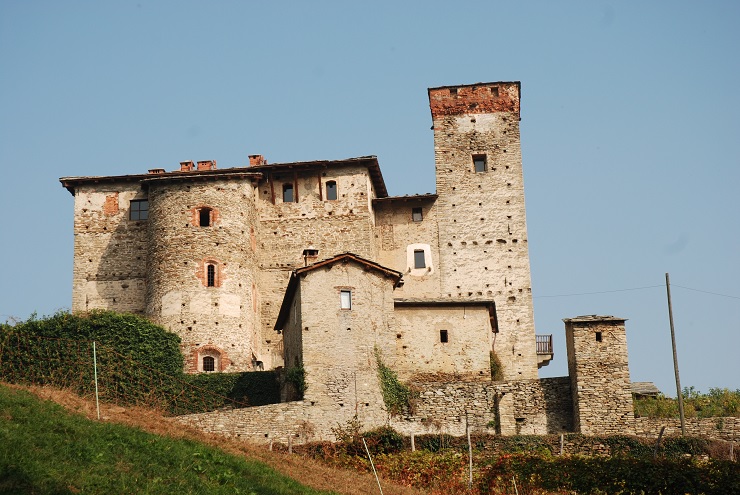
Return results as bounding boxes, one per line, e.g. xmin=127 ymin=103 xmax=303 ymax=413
xmin=665 ymin=273 xmax=686 ymax=436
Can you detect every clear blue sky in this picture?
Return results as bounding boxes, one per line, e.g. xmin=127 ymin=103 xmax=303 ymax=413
xmin=1 ymin=1 xmax=738 ymax=396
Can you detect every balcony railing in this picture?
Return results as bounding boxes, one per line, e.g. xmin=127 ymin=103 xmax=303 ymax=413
xmin=536 ymin=334 xmax=553 ymax=355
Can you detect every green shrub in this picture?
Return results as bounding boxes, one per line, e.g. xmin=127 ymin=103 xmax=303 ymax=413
xmin=286 ymin=364 xmax=307 ymax=398
xmin=362 ymin=426 xmax=404 ymax=454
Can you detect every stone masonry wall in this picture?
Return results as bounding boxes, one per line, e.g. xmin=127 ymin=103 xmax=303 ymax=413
xmin=565 ymin=317 xmax=635 ymax=435
xmin=177 ymin=376 xmax=574 ymax=444
xmin=256 ymin=166 xmax=377 ymax=368
xmin=71 ymin=183 xmax=148 ymax=314
xmin=374 ymin=198 xmax=441 ymax=298
xmin=431 ymin=82 xmax=538 ymax=382
xmin=392 ymin=305 xmax=493 ymax=381
xmin=635 ymin=417 xmax=739 ymax=442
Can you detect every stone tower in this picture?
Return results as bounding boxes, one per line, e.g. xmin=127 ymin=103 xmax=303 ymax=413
xmin=564 ymin=315 xmax=635 ymax=435
xmin=429 ymin=82 xmax=538 ymax=380
xmin=144 ymin=163 xmax=262 ymax=372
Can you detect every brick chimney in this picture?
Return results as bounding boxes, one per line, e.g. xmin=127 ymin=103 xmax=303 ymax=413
xmin=180 ymin=161 xmax=195 ymax=172
xmin=148 ymin=168 xmax=165 ymax=174
xmin=248 ymin=154 xmax=267 ymax=166
xmin=197 ymin=160 xmax=217 ymax=171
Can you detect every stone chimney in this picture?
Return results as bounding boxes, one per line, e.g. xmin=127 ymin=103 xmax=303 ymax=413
xmin=248 ymin=154 xmax=267 ymax=166
xmin=180 ymin=161 xmax=195 ymax=172
xmin=197 ymin=160 xmax=217 ymax=171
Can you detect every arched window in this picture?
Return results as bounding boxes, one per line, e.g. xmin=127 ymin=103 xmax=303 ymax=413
xmin=207 ymin=264 xmax=216 ymax=287
xmin=199 ymin=207 xmax=212 ymax=227
xmin=202 ymin=356 xmax=215 ymax=372
xmin=326 ymin=181 xmax=337 ymax=201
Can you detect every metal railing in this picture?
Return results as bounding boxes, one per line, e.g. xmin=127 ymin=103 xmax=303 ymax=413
xmin=536 ymin=334 xmax=553 ymax=355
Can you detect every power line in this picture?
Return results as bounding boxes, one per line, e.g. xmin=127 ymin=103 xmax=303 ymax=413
xmin=534 ymin=283 xmax=740 ymax=300
xmin=534 ymin=285 xmax=663 ymax=298
xmin=672 ymin=285 xmax=740 ymax=300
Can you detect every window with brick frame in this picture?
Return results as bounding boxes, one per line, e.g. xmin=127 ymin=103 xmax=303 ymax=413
xmin=326 ymin=181 xmax=337 ymax=201
xmin=412 ymin=207 xmax=423 ymax=222
xmin=473 ymin=154 xmax=487 ymax=173
xmin=129 ymin=199 xmax=148 ymax=220
xmin=199 ymin=207 xmax=212 ymax=227
xmin=283 ymin=183 xmax=294 ymax=202
xmin=207 ymin=264 xmax=216 ymax=287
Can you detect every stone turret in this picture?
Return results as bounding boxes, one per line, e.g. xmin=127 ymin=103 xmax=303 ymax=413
xmin=564 ymin=315 xmax=635 ymax=435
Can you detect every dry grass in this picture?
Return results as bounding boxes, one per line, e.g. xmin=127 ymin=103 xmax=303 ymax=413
xmin=8 ymin=383 xmax=423 ymax=495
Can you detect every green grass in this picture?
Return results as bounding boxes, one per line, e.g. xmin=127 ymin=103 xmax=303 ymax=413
xmin=0 ymin=385 xmax=335 ymax=495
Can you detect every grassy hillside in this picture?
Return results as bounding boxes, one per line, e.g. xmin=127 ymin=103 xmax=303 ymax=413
xmin=0 ymin=384 xmax=334 ymax=495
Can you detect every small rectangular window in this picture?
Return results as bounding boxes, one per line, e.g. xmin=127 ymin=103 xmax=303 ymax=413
xmin=473 ymin=154 xmax=487 ymax=173
xmin=207 ymin=264 xmax=216 ymax=287
xmin=326 ymin=181 xmax=337 ymax=201
xmin=203 ymin=356 xmax=215 ymax=372
xmin=340 ymin=290 xmax=352 ymax=310
xmin=595 ymin=332 xmax=602 ymax=342
xmin=413 ymin=250 xmax=426 ymax=269
xmin=199 ymin=208 xmax=211 ymax=227
xmin=412 ymin=207 xmax=423 ymax=222
xmin=129 ymin=200 xmax=149 ymax=220
xmin=440 ymin=329 xmax=449 ymax=343
xmin=283 ymin=183 xmax=294 ymax=202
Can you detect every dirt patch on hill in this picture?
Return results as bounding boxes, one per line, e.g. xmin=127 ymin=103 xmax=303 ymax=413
xmin=9 ymin=383 xmax=422 ymax=495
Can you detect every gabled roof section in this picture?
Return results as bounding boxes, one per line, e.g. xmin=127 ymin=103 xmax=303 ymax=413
xmin=274 ymin=253 xmax=403 ymax=330
xmin=59 ymin=156 xmax=388 ymax=197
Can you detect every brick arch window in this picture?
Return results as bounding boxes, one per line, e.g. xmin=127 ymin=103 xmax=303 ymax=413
xmin=191 ymin=205 xmax=219 ymax=227
xmin=197 ymin=258 xmax=224 ymax=287
xmin=194 ymin=345 xmax=230 ymax=373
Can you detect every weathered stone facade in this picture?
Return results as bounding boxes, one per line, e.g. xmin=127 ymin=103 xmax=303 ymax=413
xmin=565 ymin=315 xmax=635 ymax=435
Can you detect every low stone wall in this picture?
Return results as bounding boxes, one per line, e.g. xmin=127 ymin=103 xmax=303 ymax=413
xmin=635 ymin=416 xmax=739 ymax=441
xmin=177 ymin=376 xmax=575 ymax=443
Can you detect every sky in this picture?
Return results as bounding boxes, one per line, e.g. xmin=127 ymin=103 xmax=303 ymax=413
xmin=1 ymin=1 xmax=738 ymax=396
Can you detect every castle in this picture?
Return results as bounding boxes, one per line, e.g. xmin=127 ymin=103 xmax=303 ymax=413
xmin=61 ymin=82 xmax=644 ymax=440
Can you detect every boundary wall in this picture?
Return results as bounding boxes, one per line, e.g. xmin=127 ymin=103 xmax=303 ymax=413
xmin=176 ymin=376 xmax=574 ymax=444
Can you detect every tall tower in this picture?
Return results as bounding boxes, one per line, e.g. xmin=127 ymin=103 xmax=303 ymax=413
xmin=430 ymin=82 xmax=538 ymax=380
xmin=564 ymin=315 xmax=635 ymax=435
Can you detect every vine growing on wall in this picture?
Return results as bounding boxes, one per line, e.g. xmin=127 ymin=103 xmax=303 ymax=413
xmin=374 ymin=347 xmax=415 ymax=416
xmin=490 ymin=351 xmax=504 ymax=381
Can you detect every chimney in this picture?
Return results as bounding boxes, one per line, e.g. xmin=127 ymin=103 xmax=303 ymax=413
xmin=197 ymin=160 xmax=217 ymax=171
xmin=180 ymin=161 xmax=195 ymax=172
xmin=148 ymin=168 xmax=165 ymax=174
xmin=248 ymin=154 xmax=267 ymax=166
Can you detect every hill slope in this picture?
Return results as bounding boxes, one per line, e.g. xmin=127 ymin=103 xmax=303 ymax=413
xmin=0 ymin=384 xmax=421 ymax=495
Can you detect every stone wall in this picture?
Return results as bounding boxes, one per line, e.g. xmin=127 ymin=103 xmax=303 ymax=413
xmin=392 ymin=304 xmax=493 ymax=381
xmin=71 ymin=183 xmax=148 ymax=314
xmin=177 ymin=375 xmax=574 ymax=444
xmin=255 ymin=165 xmax=378 ymax=369
xmin=635 ymin=417 xmax=739 ymax=442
